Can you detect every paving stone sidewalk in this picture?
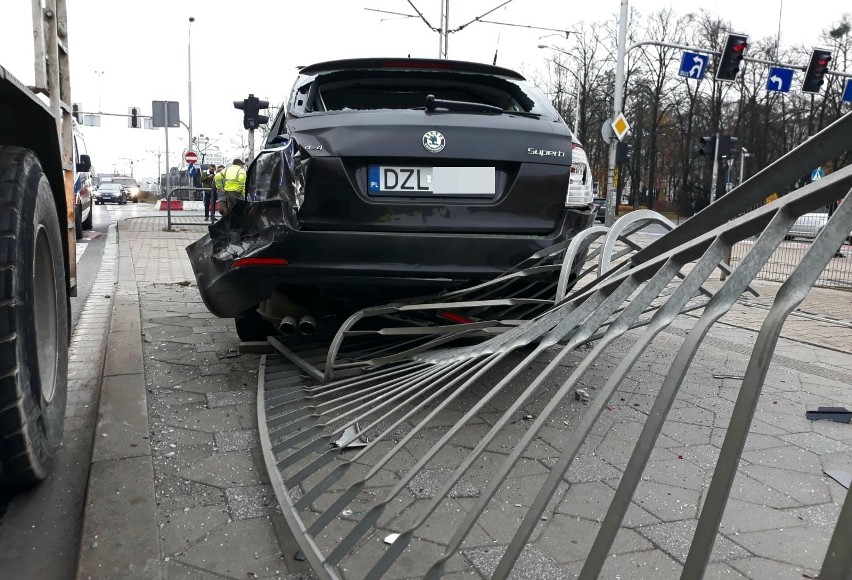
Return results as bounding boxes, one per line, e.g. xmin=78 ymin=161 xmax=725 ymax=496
xmin=116 ymin=217 xmax=849 ymax=579
xmin=121 ymin=217 xmax=311 ymax=579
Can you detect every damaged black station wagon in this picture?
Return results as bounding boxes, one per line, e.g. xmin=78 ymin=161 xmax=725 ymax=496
xmin=187 ymin=58 xmax=595 ymax=340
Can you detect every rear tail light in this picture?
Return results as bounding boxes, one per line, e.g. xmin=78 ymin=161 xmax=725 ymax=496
xmin=231 ymin=257 xmax=289 ymax=269
xmin=566 ymin=145 xmax=593 ymax=207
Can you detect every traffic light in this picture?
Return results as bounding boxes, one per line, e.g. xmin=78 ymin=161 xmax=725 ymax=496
xmin=718 ymin=136 xmax=739 ymax=158
xmin=72 ymin=103 xmax=81 ymax=123
xmin=234 ymin=94 xmax=270 ymax=130
xmin=615 ymin=142 xmax=632 ymax=165
xmin=802 ymin=49 xmax=832 ymax=94
xmin=715 ymin=33 xmax=749 ymax=82
xmin=128 ymin=106 xmax=141 ymax=129
xmin=698 ymin=135 xmax=716 ymax=157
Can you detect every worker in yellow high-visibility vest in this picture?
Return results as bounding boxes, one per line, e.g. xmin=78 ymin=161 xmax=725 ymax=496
xmin=216 ymin=158 xmax=247 ymax=213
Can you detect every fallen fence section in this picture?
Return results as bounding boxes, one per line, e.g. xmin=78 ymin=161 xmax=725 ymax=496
xmin=258 ymin=112 xmax=852 ymax=579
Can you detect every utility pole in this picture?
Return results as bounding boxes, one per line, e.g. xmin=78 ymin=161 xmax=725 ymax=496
xmin=439 ymin=0 xmax=449 ymax=58
xmin=187 ymin=17 xmax=195 ymax=153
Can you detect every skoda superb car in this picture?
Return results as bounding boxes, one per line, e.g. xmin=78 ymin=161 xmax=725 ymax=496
xmin=187 ymin=58 xmax=595 ymax=339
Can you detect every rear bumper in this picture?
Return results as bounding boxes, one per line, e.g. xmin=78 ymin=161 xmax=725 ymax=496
xmin=187 ymin=208 xmax=593 ymax=318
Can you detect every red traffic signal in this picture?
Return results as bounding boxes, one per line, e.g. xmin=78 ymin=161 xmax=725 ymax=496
xmin=802 ymin=49 xmax=832 ymax=94
xmin=715 ymin=33 xmax=749 ymax=82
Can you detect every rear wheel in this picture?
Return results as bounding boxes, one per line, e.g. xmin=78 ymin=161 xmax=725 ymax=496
xmin=74 ymin=203 xmax=83 ymax=239
xmin=235 ymin=306 xmax=276 ymax=342
xmin=82 ymin=204 xmax=92 ymax=230
xmin=0 ymin=146 xmax=69 ymax=486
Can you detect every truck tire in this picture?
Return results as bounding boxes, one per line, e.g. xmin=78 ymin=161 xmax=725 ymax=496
xmin=82 ymin=205 xmax=92 ymax=230
xmin=0 ymin=146 xmax=69 ymax=486
xmin=74 ymin=202 xmax=83 ymax=239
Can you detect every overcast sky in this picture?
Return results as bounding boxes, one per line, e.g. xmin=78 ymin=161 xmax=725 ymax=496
xmin=1 ymin=0 xmax=840 ymax=180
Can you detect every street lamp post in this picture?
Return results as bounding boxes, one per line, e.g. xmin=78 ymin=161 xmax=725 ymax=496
xmin=187 ymin=16 xmax=195 ymax=157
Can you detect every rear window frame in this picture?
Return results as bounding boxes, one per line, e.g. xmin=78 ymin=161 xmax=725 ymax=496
xmin=286 ymin=68 xmax=561 ymax=122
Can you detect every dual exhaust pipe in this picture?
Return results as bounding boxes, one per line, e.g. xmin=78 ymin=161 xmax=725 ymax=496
xmin=278 ymin=314 xmax=316 ymax=335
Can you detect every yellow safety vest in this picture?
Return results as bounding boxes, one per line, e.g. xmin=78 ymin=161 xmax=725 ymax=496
xmin=222 ymin=165 xmax=246 ymax=193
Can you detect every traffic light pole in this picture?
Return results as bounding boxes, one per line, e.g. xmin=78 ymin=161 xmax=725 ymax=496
xmin=709 ymin=133 xmax=720 ymax=203
xmin=604 ymin=0 xmax=628 ymax=227
xmin=248 ymin=129 xmax=255 ymax=164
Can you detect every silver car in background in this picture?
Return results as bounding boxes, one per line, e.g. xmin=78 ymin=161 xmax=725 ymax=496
xmin=787 ymin=209 xmax=852 ymax=242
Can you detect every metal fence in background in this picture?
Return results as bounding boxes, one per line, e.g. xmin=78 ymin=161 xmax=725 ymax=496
xmin=729 ymin=207 xmax=852 ymax=290
xmin=166 ymin=187 xmax=213 ymax=229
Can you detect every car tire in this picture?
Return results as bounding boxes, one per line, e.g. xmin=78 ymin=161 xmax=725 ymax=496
xmin=0 ymin=146 xmax=69 ymax=486
xmin=235 ymin=306 xmax=276 ymax=342
xmin=82 ymin=205 xmax=93 ymax=230
xmin=74 ymin=203 xmax=83 ymax=239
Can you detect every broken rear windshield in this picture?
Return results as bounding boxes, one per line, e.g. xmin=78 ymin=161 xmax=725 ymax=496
xmin=289 ymin=69 xmax=557 ymax=120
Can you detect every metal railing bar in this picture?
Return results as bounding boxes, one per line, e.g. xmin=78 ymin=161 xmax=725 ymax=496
xmin=256 ymin=356 xmax=339 ymax=580
xmin=419 ymin=262 xmax=688 ymax=578
xmin=269 ymin=337 xmax=325 ymax=382
xmin=310 ymin=352 xmax=510 ymax=540
xmin=365 ymin=272 xmax=653 ymax=577
xmin=491 ymin=241 xmax=729 ymax=579
xmin=682 ymin=190 xmax=852 ymax=578
xmin=580 ymin=210 xmax=796 ymax=579
xmin=290 ymin=356 xmax=495 ymax=511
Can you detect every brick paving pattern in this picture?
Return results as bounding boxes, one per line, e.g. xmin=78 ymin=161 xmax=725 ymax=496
xmin=123 ymin=218 xmax=309 ymax=579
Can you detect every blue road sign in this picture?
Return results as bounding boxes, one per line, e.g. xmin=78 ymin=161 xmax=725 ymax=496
xmin=811 ymin=168 xmax=824 ymax=182
xmin=766 ymin=67 xmax=794 ymax=93
xmin=843 ymin=79 xmax=852 ymax=103
xmin=679 ymin=52 xmax=710 ymax=80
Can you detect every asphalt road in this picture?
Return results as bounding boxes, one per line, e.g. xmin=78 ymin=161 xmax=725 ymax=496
xmin=0 ymin=202 xmax=158 ymax=579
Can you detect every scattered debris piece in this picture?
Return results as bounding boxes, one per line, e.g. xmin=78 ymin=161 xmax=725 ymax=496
xmin=806 ymin=407 xmax=851 ymax=424
xmin=218 ymin=350 xmax=241 ymax=360
xmin=522 ymin=413 xmax=535 ymax=420
xmin=574 ymin=389 xmax=591 ymax=403
xmin=333 ymin=424 xmax=369 ymax=449
xmin=824 ymin=469 xmax=851 ymax=490
xmin=178 ymin=280 xmax=191 ymax=287
xmin=294 ymin=551 xmax=306 ymax=561
xmin=384 ymin=533 xmax=400 ymax=545
xmin=562 ymin=420 xmax=571 ymax=428
xmin=712 ymin=374 xmax=744 ymax=380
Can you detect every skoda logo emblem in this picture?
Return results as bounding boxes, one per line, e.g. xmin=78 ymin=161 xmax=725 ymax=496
xmin=422 ymin=131 xmax=446 ymax=153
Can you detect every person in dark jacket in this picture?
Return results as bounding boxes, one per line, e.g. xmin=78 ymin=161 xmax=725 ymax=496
xmin=201 ymin=165 xmax=217 ymax=221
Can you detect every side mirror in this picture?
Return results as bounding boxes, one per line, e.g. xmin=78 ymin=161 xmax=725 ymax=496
xmin=76 ymin=154 xmax=92 ymax=173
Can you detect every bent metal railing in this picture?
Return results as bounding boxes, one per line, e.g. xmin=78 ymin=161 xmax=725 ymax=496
xmin=258 ymin=112 xmax=852 ymax=579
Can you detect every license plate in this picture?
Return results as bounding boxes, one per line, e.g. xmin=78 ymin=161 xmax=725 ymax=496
xmin=368 ymin=166 xmax=494 ymax=196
